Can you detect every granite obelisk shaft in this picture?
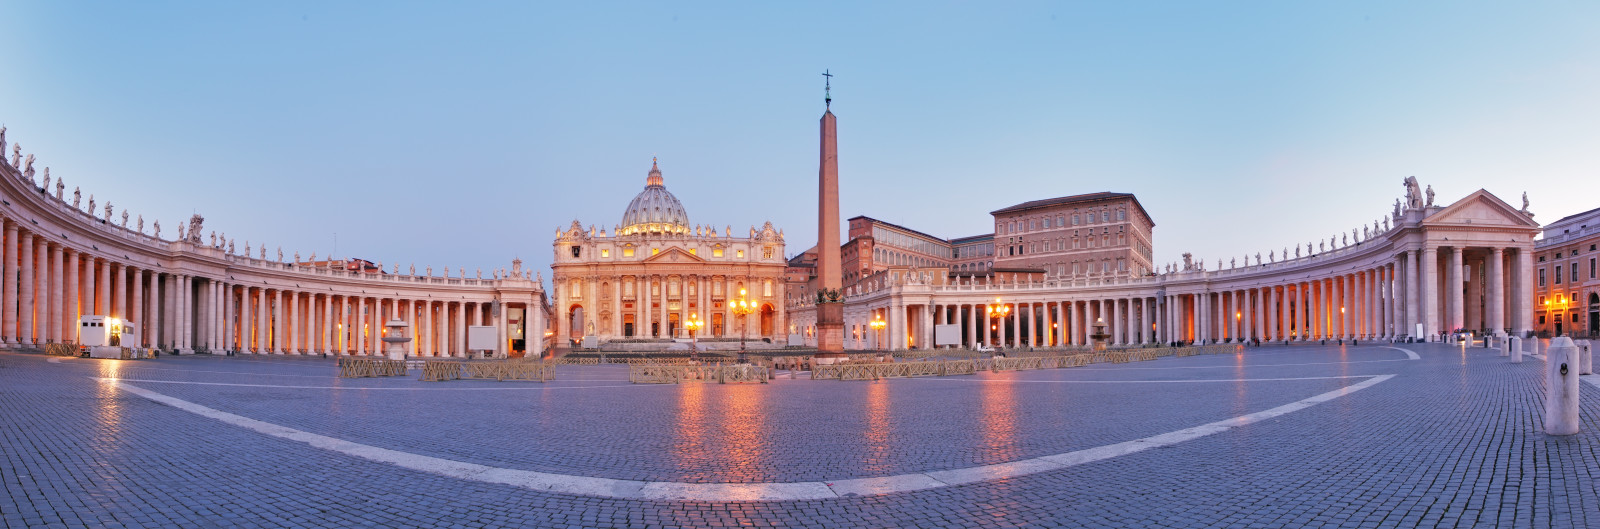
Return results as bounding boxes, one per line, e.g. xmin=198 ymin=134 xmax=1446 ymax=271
xmin=816 ymin=109 xmax=845 ymax=355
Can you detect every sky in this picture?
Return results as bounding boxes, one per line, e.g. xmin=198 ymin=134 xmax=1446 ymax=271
xmin=2 ymin=2 xmax=1597 ymax=284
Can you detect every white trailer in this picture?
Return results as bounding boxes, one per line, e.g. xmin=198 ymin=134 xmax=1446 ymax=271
xmin=79 ymin=316 xmax=136 ymax=358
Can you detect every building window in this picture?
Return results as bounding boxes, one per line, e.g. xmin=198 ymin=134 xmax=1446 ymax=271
xmin=601 ymin=249 xmax=610 ymax=257
xmin=737 ymin=250 xmax=744 ymax=258
xmin=1118 ymin=210 xmax=1125 ymax=221
xmin=1540 ymin=268 xmax=1547 ymax=287
xmin=1539 ymin=295 xmax=1546 ymax=305
xmin=1556 ymin=266 xmax=1562 ymax=284
xmin=1539 ymin=314 xmax=1546 ymax=324
xmin=713 ymin=248 xmax=724 ymax=257
xmin=1572 ymin=262 xmax=1579 ymax=282
xmin=623 ymin=248 xmax=635 ymax=257
xmin=1072 ymin=215 xmax=1079 ymax=225
xmin=1590 ymin=258 xmax=1595 ymax=279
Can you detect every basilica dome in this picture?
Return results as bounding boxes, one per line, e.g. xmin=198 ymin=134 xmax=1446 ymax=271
xmin=618 ymin=159 xmax=690 ymax=236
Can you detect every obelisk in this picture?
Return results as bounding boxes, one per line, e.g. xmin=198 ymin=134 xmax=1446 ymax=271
xmin=815 ymin=71 xmax=845 ymax=358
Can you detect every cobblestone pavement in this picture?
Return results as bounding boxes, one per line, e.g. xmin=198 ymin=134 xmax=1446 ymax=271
xmin=3 ymin=343 xmax=1598 ymax=528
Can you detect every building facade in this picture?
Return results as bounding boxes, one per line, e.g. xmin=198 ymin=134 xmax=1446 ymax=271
xmin=1534 ymin=206 xmax=1600 ymax=338
xmin=550 ymin=161 xmax=788 ymax=347
xmin=788 ymin=185 xmax=1542 ymax=350
xmin=0 ymin=132 xmax=547 ymax=358
xmin=990 ymin=192 xmax=1156 ymax=278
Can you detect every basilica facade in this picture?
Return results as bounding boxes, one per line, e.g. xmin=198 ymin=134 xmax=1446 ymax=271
xmin=550 ymin=161 xmax=788 ymax=348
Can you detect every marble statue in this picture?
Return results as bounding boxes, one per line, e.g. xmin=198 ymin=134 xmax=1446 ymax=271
xmin=1363 ymin=226 xmax=1369 ymax=240
xmin=153 ymin=220 xmax=161 ymax=238
xmin=1373 ymin=220 xmax=1380 ymax=234
xmin=392 ymin=263 xmax=399 ymax=274
xmin=1383 ymin=218 xmax=1390 ymax=231
xmin=1403 ymin=176 xmax=1423 ymax=209
xmin=0 ymin=126 xmax=6 ymax=156
xmin=177 ymin=221 xmax=185 ymax=241
xmin=227 ymin=240 xmax=234 ymax=254
xmin=22 ymin=154 xmax=34 ymax=181
xmin=1425 ymin=185 xmax=1435 ymax=207
xmin=1319 ymin=241 xmax=1325 ymax=253
xmin=104 ymin=202 xmax=113 ymax=222
xmin=1182 ymin=252 xmax=1193 ymax=271
xmin=1393 ymin=198 xmax=1403 ymax=220
xmin=9 ymin=144 xmax=18 ymax=168
xmin=426 ymin=266 xmax=433 ymax=277
xmin=1342 ymin=233 xmax=1348 ymax=246
xmin=55 ymin=179 xmax=63 ymax=200
xmin=187 ymin=214 xmax=204 ymax=244
xmin=260 ymin=246 xmax=266 ymax=260
xmin=1269 ymin=250 xmax=1275 ymax=262
xmin=409 ymin=264 xmax=415 ymax=276
xmin=136 ymin=215 xmax=143 ymax=234
xmin=1295 ymin=246 xmax=1301 ymax=258
xmin=1521 ymin=191 xmax=1533 ymax=217
xmin=1255 ymin=253 xmax=1261 ymax=265
xmin=309 ymin=252 xmax=316 ymax=262
xmin=121 ymin=210 xmax=128 ymax=228
xmin=294 ymin=251 xmax=301 ymax=263
xmin=277 ymin=247 xmax=283 ymax=262
xmin=244 ymin=241 xmax=251 ymax=256
xmin=476 ymin=268 xmax=482 ymax=279
xmin=1230 ymin=258 xmax=1236 ymax=268
xmin=72 ymin=187 xmax=80 ymax=209
xmin=41 ymin=167 xmax=49 ymax=190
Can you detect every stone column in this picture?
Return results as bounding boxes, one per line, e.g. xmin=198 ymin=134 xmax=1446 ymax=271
xmin=1451 ymin=247 xmax=1468 ymax=334
xmin=1489 ymin=247 xmax=1506 ymax=335
xmin=2 ymin=221 xmax=16 ymax=344
xmin=18 ymin=231 xmax=33 ymax=345
xmin=1515 ymin=248 xmax=1534 ymax=336
xmin=46 ymin=245 xmax=60 ymax=343
xmin=352 ymin=296 xmax=364 ymax=355
xmin=1422 ymin=247 xmax=1439 ymax=339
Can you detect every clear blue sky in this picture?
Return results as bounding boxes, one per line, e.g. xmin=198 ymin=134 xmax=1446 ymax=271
xmin=3 ymin=2 xmax=1596 ymax=282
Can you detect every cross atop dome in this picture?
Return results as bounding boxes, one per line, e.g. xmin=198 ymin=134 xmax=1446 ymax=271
xmin=646 ymin=157 xmax=663 ymax=187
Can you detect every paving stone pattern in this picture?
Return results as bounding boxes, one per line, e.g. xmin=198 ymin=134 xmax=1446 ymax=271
xmin=2 ymin=344 xmax=1598 ymax=528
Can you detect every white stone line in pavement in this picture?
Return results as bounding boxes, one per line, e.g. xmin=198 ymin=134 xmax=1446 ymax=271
xmin=1379 ymin=347 xmax=1421 ymax=360
xmin=915 ymin=375 xmax=1382 ymax=384
xmin=1076 ymin=358 xmax=1414 ymax=371
xmin=97 ymin=378 xmax=659 ymax=391
xmin=103 ymin=374 xmax=1394 ymax=502
xmin=1583 ymin=375 xmax=1600 ymax=390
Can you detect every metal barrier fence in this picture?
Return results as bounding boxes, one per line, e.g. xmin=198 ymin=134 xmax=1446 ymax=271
xmin=628 ymin=363 xmax=771 ymax=384
xmin=419 ymin=361 xmax=555 ymax=382
xmin=43 ymin=343 xmax=78 ymax=356
xmin=337 ymin=357 xmax=409 ymax=378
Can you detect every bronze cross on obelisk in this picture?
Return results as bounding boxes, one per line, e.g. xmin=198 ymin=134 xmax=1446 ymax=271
xmin=822 ymin=69 xmax=833 ymax=108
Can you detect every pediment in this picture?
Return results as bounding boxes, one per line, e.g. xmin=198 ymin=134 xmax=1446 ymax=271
xmin=1422 ymin=189 xmax=1539 ymax=228
xmin=641 ymin=247 xmax=706 ymax=263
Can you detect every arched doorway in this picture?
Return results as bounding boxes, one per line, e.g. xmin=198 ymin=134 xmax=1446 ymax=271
xmin=1589 ymin=293 xmax=1598 ymax=337
xmin=568 ymin=305 xmax=585 ymax=345
xmin=759 ymin=304 xmax=775 ymax=337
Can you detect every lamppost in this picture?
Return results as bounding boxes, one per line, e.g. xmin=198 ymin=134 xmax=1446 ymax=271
xmin=685 ymin=312 xmax=703 ymax=362
xmin=869 ymin=312 xmax=887 ymax=351
xmin=985 ymin=298 xmax=1010 ymax=350
xmin=732 ymin=288 xmax=756 ymax=363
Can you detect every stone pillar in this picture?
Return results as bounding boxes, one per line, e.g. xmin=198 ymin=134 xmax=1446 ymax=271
xmin=1448 ymin=247 xmax=1464 ymax=334
xmin=18 ymin=232 xmax=33 ymax=345
xmin=1488 ymin=248 xmax=1505 ymax=335
xmin=2 ymin=221 xmax=16 ymax=344
xmin=37 ymin=240 xmax=51 ymax=343
xmin=1422 ymin=247 xmax=1439 ymax=340
xmin=47 ymin=245 xmax=61 ymax=344
xmin=1515 ymin=248 xmax=1534 ymax=336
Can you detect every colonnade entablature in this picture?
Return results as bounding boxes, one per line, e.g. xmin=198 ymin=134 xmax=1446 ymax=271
xmin=789 ymin=188 xmax=1540 ymax=352
xmin=0 ymin=132 xmax=549 ymax=357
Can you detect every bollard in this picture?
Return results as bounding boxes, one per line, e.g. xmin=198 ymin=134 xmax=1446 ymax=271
xmin=1510 ymin=337 xmax=1523 ymax=363
xmin=1578 ymin=340 xmax=1593 ymax=376
xmin=1545 ymin=337 xmax=1581 ymax=436
xmin=1500 ymin=335 xmax=1510 ymax=357
xmin=1531 ymin=337 xmax=1542 ymax=356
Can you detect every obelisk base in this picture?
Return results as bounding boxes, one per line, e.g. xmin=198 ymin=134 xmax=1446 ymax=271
xmin=814 ymin=303 xmax=846 ymax=363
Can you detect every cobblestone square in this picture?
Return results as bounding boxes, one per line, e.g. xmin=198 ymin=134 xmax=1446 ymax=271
xmin=4 ymin=343 xmax=1599 ymax=528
